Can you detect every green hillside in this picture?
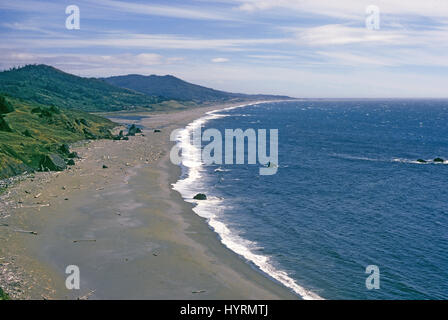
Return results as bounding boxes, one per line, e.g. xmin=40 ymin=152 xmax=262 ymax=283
xmin=0 ymin=287 xmax=9 ymax=300
xmin=103 ymin=74 xmax=291 ymax=103
xmin=0 ymin=64 xmax=292 ymax=180
xmin=0 ymin=65 xmax=163 ymax=112
xmin=0 ymin=95 xmax=116 ymax=179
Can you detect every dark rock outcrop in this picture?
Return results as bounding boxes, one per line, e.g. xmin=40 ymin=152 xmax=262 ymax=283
xmin=434 ymin=157 xmax=445 ymax=163
xmin=416 ymin=159 xmax=427 ymax=163
xmin=193 ymin=193 xmax=207 ymax=200
xmin=39 ymin=154 xmax=67 ymax=171
xmin=127 ymin=124 xmax=142 ymax=136
xmin=113 ymin=130 xmax=125 ymax=140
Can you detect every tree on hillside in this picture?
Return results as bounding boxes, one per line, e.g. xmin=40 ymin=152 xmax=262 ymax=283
xmin=0 ymin=95 xmax=14 ymax=114
xmin=0 ymin=115 xmax=12 ymax=132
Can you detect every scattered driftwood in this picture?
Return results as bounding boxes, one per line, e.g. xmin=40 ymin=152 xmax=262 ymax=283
xmin=14 ymin=229 xmax=38 ymax=235
xmin=19 ymin=203 xmax=50 ymax=208
xmin=78 ymin=289 xmax=96 ymax=300
xmin=1 ymin=223 xmax=37 ymax=235
xmin=192 ymin=290 xmax=206 ymax=294
xmin=73 ymin=239 xmax=96 ymax=243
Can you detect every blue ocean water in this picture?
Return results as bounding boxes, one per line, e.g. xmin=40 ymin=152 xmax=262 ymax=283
xmin=173 ymin=100 xmax=448 ymax=300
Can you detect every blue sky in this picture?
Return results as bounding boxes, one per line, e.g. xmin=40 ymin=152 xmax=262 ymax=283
xmin=1 ymin=0 xmax=447 ymax=98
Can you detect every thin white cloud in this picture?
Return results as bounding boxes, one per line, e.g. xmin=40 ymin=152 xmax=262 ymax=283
xmin=0 ymin=0 xmax=61 ymax=13
xmin=247 ymin=54 xmax=293 ymax=60
xmin=0 ymin=51 xmax=184 ymax=70
xmin=0 ymin=0 xmax=237 ymax=21
xmin=211 ymin=57 xmax=229 ymax=63
xmin=2 ymin=21 xmax=61 ymax=36
xmin=316 ymin=51 xmax=396 ymax=67
xmin=285 ymin=24 xmax=404 ymax=46
xmin=282 ymin=23 xmax=448 ymax=47
xmin=94 ymin=0 xmax=235 ymax=21
xmin=236 ymin=0 xmax=448 ymax=19
xmin=0 ymin=33 xmax=292 ymax=51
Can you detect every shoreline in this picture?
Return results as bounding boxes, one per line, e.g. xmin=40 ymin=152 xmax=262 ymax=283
xmin=0 ymin=101 xmax=298 ymax=299
xmin=172 ymin=101 xmax=323 ymax=300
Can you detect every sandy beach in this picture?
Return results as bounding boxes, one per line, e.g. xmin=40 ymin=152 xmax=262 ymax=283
xmin=0 ymin=103 xmax=298 ymax=300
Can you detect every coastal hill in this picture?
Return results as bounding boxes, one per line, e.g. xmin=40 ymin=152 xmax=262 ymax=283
xmin=0 ymin=65 xmax=163 ymax=112
xmin=0 ymin=64 xmax=291 ymax=180
xmin=103 ymin=74 xmax=291 ymax=103
xmin=0 ymin=65 xmax=291 ymax=113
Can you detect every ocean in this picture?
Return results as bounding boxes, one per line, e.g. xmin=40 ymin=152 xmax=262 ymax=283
xmin=172 ymin=100 xmax=448 ymax=300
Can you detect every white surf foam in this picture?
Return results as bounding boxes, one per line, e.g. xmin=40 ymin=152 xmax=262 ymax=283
xmin=392 ymin=158 xmax=448 ymax=165
xmin=172 ymin=101 xmax=324 ymax=300
xmin=333 ymin=154 xmax=448 ymax=165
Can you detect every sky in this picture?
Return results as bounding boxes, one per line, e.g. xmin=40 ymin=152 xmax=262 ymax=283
xmin=0 ymin=0 xmax=447 ymax=98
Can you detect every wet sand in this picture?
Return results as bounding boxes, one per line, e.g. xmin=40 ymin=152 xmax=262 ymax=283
xmin=0 ymin=103 xmax=298 ymax=300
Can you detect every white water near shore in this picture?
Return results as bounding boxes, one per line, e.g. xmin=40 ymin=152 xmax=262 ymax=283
xmin=172 ymin=101 xmax=323 ymax=300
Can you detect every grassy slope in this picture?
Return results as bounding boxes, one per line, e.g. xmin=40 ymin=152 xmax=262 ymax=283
xmin=0 ymin=96 xmax=116 ymax=179
xmin=0 ymin=287 xmax=10 ymax=300
xmin=0 ymin=65 xmax=163 ymax=112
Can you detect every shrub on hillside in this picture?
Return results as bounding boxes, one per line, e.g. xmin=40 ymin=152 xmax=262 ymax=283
xmin=0 ymin=95 xmax=14 ymax=114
